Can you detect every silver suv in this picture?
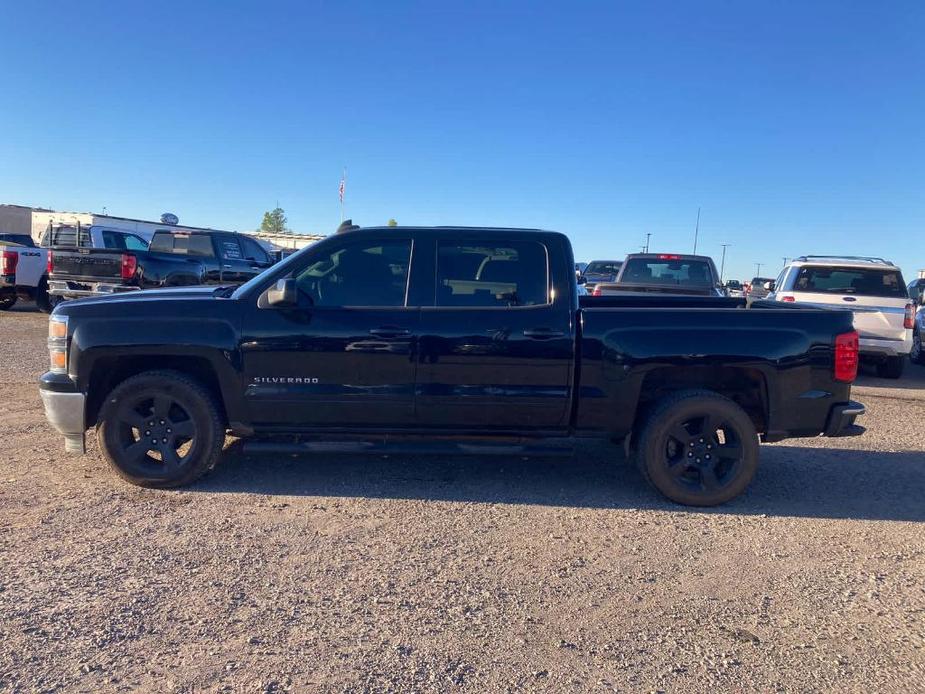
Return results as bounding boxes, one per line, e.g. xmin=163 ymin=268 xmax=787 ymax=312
xmin=769 ymin=256 xmax=913 ymax=378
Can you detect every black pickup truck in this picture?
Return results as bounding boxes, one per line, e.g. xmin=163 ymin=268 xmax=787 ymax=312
xmin=39 ymin=226 xmax=865 ymax=506
xmin=47 ymin=228 xmax=276 ymax=301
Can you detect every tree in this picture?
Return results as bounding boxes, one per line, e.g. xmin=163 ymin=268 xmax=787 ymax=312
xmin=260 ymin=207 xmax=288 ymax=234
xmin=387 ymin=218 xmax=398 ymax=227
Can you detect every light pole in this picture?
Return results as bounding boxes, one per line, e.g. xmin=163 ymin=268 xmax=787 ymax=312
xmin=754 ymin=262 xmax=763 ymax=278
xmin=720 ymin=244 xmax=730 ymax=283
xmin=782 ymin=257 xmax=789 ymax=267
xmin=644 ymin=233 xmax=651 ymax=253
xmin=693 ymin=207 xmax=701 ymax=254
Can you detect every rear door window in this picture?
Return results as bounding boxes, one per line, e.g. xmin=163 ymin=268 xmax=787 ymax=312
xmin=794 ymin=266 xmax=907 ymax=298
xmin=219 ymin=237 xmax=244 ymax=260
xmin=435 ymin=240 xmax=549 ymax=307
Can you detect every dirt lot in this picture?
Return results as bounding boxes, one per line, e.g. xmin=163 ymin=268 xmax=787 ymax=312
xmin=1 ymin=303 xmax=923 ymax=692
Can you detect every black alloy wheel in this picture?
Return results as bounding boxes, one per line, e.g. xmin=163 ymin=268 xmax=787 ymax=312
xmin=97 ymin=370 xmax=224 ymax=488
xmin=636 ymin=390 xmax=759 ymax=506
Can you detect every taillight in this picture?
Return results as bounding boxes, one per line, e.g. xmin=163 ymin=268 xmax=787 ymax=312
xmin=120 ymin=253 xmax=137 ymax=280
xmin=1 ymin=250 xmax=18 ymax=275
xmin=657 ymin=254 xmax=682 ymax=260
xmin=834 ymin=331 xmax=859 ymax=383
xmin=904 ymin=303 xmax=914 ymax=330
xmin=781 ymin=296 xmax=795 ymax=302
xmin=46 ymin=250 xmax=54 ymax=274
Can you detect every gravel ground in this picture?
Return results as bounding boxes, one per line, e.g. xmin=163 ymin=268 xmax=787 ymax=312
xmin=1 ymin=303 xmax=923 ymax=693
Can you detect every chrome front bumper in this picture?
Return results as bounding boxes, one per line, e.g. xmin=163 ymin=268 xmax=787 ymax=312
xmin=39 ymin=389 xmax=87 ymax=453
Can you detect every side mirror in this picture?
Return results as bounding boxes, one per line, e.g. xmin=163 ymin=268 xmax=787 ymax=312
xmin=576 ymin=275 xmax=587 ymax=286
xmin=266 ymin=277 xmax=298 ymax=307
xmin=918 ymin=292 xmax=925 ymax=306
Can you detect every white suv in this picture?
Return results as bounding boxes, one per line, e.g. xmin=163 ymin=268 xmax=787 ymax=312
xmin=769 ymin=256 xmax=913 ymax=378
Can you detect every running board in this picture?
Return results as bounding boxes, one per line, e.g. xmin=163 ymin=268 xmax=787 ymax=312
xmin=243 ymin=439 xmax=575 ymax=458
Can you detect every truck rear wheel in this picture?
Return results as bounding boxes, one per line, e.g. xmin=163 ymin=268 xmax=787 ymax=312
xmin=0 ymin=294 xmax=16 ymax=310
xmin=876 ymin=356 xmax=904 ymax=379
xmin=634 ymin=390 xmax=759 ymax=507
xmin=35 ymin=278 xmax=54 ymax=313
xmin=96 ymin=370 xmax=225 ymax=488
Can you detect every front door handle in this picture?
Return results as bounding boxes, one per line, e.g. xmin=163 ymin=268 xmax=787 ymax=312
xmin=369 ymin=327 xmax=411 ymax=338
xmin=523 ymin=328 xmax=565 ymax=339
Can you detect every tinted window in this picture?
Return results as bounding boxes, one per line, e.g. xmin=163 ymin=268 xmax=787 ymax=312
xmin=295 ymin=240 xmax=411 ymax=307
xmin=585 ymin=261 xmax=622 ymax=275
xmin=150 ymin=233 xmax=215 ymax=257
xmin=435 ymin=241 xmax=548 ymax=307
xmin=794 ymin=266 xmax=907 ymax=298
xmin=622 ymin=258 xmax=713 ymax=286
xmin=0 ymin=234 xmax=35 ymax=247
xmin=219 ymin=237 xmax=243 ymax=260
xmin=123 ymin=235 xmax=148 ymax=251
xmin=241 ymin=236 xmax=270 ymax=264
xmin=100 ymin=230 xmax=148 ymax=250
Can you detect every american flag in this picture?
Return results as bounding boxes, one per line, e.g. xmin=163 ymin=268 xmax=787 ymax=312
xmin=338 ymin=175 xmax=345 ymax=203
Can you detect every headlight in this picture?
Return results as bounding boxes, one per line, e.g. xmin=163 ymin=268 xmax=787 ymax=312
xmin=48 ymin=315 xmax=68 ymax=373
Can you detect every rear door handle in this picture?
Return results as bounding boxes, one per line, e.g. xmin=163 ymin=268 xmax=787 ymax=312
xmin=369 ymin=327 xmax=411 ymax=338
xmin=523 ymin=328 xmax=565 ymax=339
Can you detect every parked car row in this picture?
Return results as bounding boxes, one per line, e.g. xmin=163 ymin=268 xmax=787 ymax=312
xmin=575 ymin=252 xmax=918 ymax=380
xmin=1 ymin=223 xmax=283 ymax=311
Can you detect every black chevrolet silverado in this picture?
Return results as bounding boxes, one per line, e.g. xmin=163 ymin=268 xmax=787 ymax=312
xmin=47 ymin=227 xmax=276 ymax=301
xmin=39 ymin=226 xmax=865 ymax=506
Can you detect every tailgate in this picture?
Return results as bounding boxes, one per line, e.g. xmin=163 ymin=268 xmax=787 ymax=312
xmin=50 ymin=249 xmax=123 ymax=281
xmin=791 ymin=291 xmax=907 ymax=340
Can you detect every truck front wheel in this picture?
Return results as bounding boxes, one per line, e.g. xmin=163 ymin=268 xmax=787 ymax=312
xmin=96 ymin=370 xmax=225 ymax=488
xmin=634 ymin=390 xmax=759 ymax=506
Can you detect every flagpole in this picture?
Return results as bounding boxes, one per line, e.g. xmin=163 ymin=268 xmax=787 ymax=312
xmin=340 ymin=167 xmax=346 ymax=223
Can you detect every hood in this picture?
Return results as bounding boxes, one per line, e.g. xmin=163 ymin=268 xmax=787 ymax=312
xmin=53 ymin=286 xmax=227 ymax=313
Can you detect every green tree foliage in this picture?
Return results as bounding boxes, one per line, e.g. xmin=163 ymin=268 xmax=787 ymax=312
xmin=387 ymin=218 xmax=398 ymax=227
xmin=260 ymin=208 xmax=288 ymax=234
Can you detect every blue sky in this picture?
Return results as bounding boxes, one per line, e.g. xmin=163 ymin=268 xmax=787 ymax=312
xmin=2 ymin=1 xmax=923 ymax=281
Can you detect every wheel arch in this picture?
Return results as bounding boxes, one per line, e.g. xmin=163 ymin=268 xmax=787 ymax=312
xmin=86 ymin=355 xmax=229 ymax=429
xmin=636 ymin=365 xmax=770 ymax=435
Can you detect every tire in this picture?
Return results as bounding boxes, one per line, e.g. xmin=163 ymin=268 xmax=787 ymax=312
xmin=0 ymin=294 xmax=16 ymax=310
xmin=96 ymin=370 xmax=225 ymax=488
xmin=35 ymin=278 xmax=53 ymax=313
xmin=876 ymin=356 xmax=905 ymax=379
xmin=910 ymin=330 xmax=924 ymax=365
xmin=633 ymin=390 xmax=760 ymax=507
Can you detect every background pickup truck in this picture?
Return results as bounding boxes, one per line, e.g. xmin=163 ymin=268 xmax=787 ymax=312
xmin=39 ymin=226 xmax=865 ymax=506
xmin=593 ymin=253 xmax=725 ymax=297
xmin=47 ymin=228 xmax=276 ymax=301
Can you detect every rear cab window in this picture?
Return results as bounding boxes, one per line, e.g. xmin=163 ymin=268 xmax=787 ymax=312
xmin=622 ymin=257 xmax=713 ymax=286
xmin=794 ymin=266 xmax=907 ymax=298
xmin=150 ymin=233 xmax=215 ymax=257
xmin=434 ymin=240 xmax=549 ymax=307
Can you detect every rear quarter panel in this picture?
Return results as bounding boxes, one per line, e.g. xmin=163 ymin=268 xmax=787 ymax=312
xmin=577 ymin=305 xmax=855 ymax=438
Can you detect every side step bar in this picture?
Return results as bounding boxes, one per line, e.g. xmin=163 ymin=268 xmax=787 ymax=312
xmin=243 ymin=439 xmax=575 ymax=458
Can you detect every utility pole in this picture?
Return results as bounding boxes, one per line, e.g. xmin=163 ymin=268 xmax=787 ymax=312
xmin=720 ymin=244 xmax=730 ymax=283
xmin=782 ymin=257 xmax=789 ymax=267
xmin=692 ymin=207 xmax=701 ymax=254
xmin=755 ymin=262 xmax=763 ymax=277
xmin=644 ymin=233 xmax=651 ymax=253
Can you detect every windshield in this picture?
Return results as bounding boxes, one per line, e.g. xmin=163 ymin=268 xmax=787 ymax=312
xmin=621 ymin=258 xmax=714 ymax=286
xmin=794 ymin=266 xmax=907 ymax=297
xmin=726 ymin=280 xmax=742 ymax=289
xmin=585 ymin=261 xmax=622 ymax=275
